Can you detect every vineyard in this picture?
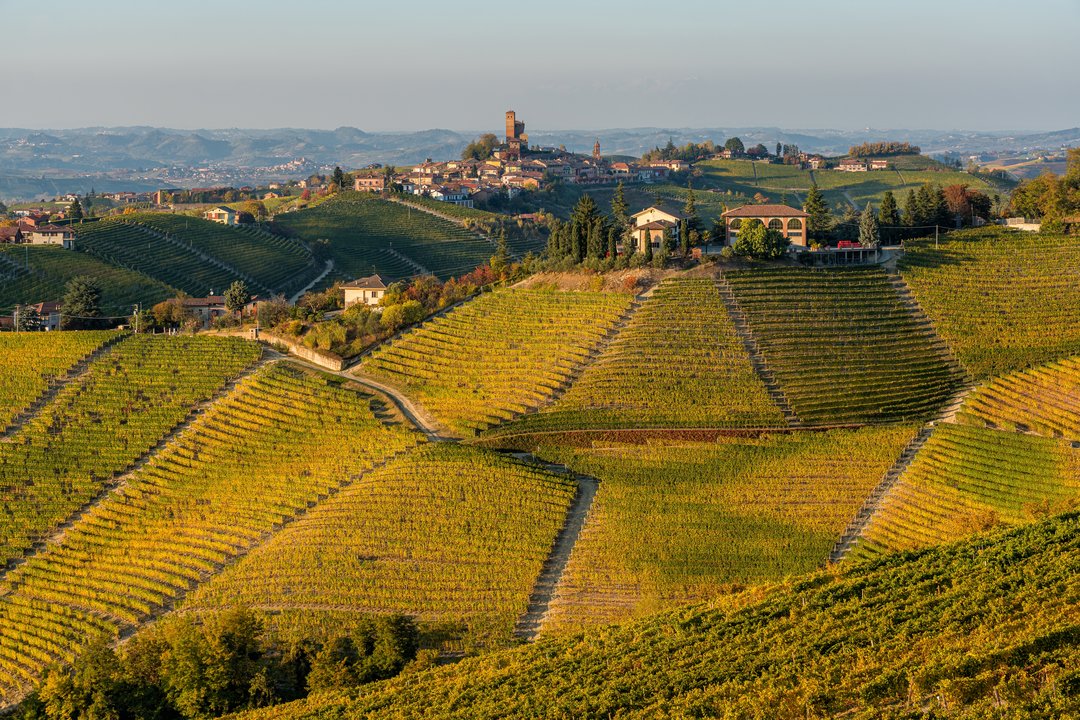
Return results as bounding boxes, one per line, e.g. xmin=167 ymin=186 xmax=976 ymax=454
xmin=850 ymin=423 xmax=1080 ymax=559
xmin=531 ymin=427 xmax=915 ymax=632
xmin=0 ymin=245 xmax=175 ymax=314
xmin=0 ymin=331 xmax=115 ymax=429
xmin=71 ymin=215 xmax=319 ymax=296
xmin=232 ymin=513 xmax=1080 ymax=720
xmin=898 ymin=228 xmax=1080 ymax=378
xmin=359 ymin=288 xmax=634 ymax=436
xmin=488 ymin=278 xmax=785 ymax=434
xmin=183 ymin=443 xmax=576 ymax=648
xmin=724 ymin=267 xmax=965 ymax=425
xmin=0 ymin=362 xmax=420 ymax=701
xmin=275 ymin=192 xmax=499 ymax=285
xmin=0 ymin=335 xmax=262 ymax=568
xmin=957 ymin=355 xmax=1080 ymax=441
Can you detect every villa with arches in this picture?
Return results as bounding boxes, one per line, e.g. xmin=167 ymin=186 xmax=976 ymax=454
xmin=721 ymin=204 xmax=809 ymax=247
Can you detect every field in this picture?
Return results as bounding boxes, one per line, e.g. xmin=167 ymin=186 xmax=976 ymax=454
xmin=232 ymin=513 xmax=1080 ymax=720
xmin=490 ymin=277 xmax=784 ymax=433
xmin=957 ymin=356 xmax=1080 ymax=441
xmin=0 ymin=331 xmax=115 ymax=429
xmin=724 ymin=267 xmax=965 ymax=425
xmin=0 ymin=335 xmax=262 ymax=568
xmin=0 ymin=362 xmax=420 ymax=701
xmin=182 ymin=443 xmax=576 ymax=649
xmin=274 ymin=192 xmax=499 ymax=285
xmin=531 ymin=427 xmax=915 ymax=632
xmin=898 ymin=228 xmax=1080 ymax=378
xmin=851 ymin=423 xmax=1080 ymax=559
xmin=0 ymin=245 xmax=176 ymax=315
xmin=696 ymin=156 xmax=1003 ymax=211
xmin=359 ymin=287 xmax=634 ymax=436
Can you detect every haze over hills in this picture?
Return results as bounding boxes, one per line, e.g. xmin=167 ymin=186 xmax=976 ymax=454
xmin=1 ymin=125 xmax=1077 ymax=201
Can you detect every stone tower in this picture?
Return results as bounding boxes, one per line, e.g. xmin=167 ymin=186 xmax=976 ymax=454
xmin=593 ymin=138 xmax=601 ymax=162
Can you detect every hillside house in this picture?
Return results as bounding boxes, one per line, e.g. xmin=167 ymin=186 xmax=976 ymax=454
xmin=30 ymin=301 xmax=62 ymax=331
xmin=354 ymin=175 xmax=386 ymax=193
xmin=631 ymin=206 xmax=687 ymax=253
xmin=721 ymin=204 xmax=809 ymax=247
xmin=202 ymin=206 xmax=238 ymax=225
xmin=0 ymin=226 xmax=25 ymax=244
xmin=343 ymin=275 xmax=387 ymax=307
xmin=869 ymin=159 xmax=889 ymax=170
xmin=837 ymin=158 xmax=868 ymax=172
xmin=27 ymin=225 xmax=75 ymax=248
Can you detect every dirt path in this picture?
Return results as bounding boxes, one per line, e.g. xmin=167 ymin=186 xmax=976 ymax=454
xmin=288 ymin=259 xmax=334 ymax=304
xmin=507 ymin=452 xmax=600 ymax=640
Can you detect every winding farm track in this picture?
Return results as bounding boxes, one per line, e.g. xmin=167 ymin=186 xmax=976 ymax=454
xmin=288 ymin=259 xmax=334 ymax=304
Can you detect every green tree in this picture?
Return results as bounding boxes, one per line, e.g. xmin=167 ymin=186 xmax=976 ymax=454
xmin=653 ymin=232 xmax=669 ymax=268
xmin=678 ymin=219 xmax=690 ymax=256
xmin=606 ymin=225 xmax=618 ymax=258
xmin=733 ymin=219 xmax=789 ymax=259
xmin=61 ymin=276 xmax=102 ymax=329
xmin=724 ymin=137 xmax=745 ymax=156
xmin=683 ymin=182 xmax=701 ymax=235
xmin=461 ymin=133 xmax=499 ymax=161
xmin=859 ymin=202 xmax=881 ymax=248
xmin=13 ymin=304 xmax=40 ymax=332
xmin=610 ymin=181 xmax=629 ymax=231
xmin=490 ymin=228 xmax=509 ymax=275
xmin=642 ymin=229 xmax=654 ymax=263
xmin=878 ymin=190 xmax=900 ymax=227
xmin=802 ymin=184 xmax=831 ymax=240
xmin=710 ymin=217 xmax=727 ymax=250
xmin=902 ymin=188 xmax=918 ymax=227
xmin=69 ymin=196 xmax=84 ymax=221
xmin=332 ymin=166 xmax=346 ymax=188
xmin=224 ymin=280 xmax=250 ymax=319
xmin=570 ymin=193 xmax=601 ymax=263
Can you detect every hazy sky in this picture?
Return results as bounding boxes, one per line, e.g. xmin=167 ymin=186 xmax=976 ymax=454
xmin=3 ymin=0 xmax=1077 ymax=132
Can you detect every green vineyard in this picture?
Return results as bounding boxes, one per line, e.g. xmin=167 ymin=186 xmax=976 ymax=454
xmin=899 ymin=228 xmax=1080 ymax=378
xmin=0 ymin=245 xmax=175 ymax=314
xmin=533 ymin=427 xmax=915 ymax=632
xmin=957 ymin=355 xmax=1080 ymax=441
xmin=0 ymin=335 xmax=262 ymax=568
xmin=359 ymin=288 xmax=634 ymax=436
xmin=489 ymin=277 xmax=785 ymax=433
xmin=725 ymin=266 xmax=965 ymax=425
xmin=851 ymin=423 xmax=1080 ymax=559
xmin=0 ymin=363 xmax=420 ymax=701
xmin=274 ymin=192 xmax=498 ymax=284
xmin=0 ymin=331 xmax=115 ymax=429
xmin=183 ymin=443 xmax=575 ymax=648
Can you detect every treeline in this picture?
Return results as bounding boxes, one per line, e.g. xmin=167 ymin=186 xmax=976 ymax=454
xmin=641 ymin=139 xmax=716 ymax=164
xmin=848 ymin=141 xmax=920 ymax=157
xmin=15 ymin=609 xmax=419 ymax=720
xmin=1008 ymin=148 xmax=1080 ymax=227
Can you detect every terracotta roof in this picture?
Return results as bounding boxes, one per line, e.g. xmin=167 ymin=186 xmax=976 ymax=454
xmin=182 ymin=296 xmax=226 ymax=307
xmin=721 ymin=204 xmax=809 ymax=218
xmin=631 ymin=206 xmax=688 ymax=220
xmin=0 ymin=227 xmax=22 ymax=240
xmin=638 ymin=220 xmax=674 ymax=230
xmin=342 ymin=274 xmax=386 ymax=290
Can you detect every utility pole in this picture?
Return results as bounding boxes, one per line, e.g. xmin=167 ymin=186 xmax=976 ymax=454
xmin=935 ymin=225 xmax=939 ymax=249
xmin=133 ymin=303 xmax=140 ymax=333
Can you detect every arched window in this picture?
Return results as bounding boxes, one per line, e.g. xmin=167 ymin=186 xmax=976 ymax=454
xmin=787 ymin=218 xmax=803 ymax=230
xmin=729 ymin=218 xmax=742 ymax=230
xmin=768 ymin=219 xmax=783 ymax=230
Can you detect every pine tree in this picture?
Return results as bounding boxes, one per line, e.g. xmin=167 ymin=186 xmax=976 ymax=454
xmin=915 ymin=184 xmax=935 ymax=226
xmin=61 ymin=276 xmax=102 ymax=330
xmin=802 ymin=184 xmax=831 ymax=240
xmin=902 ymin=189 xmax=919 ymax=227
xmin=69 ymin=197 xmax=84 ymax=221
xmin=859 ymin=202 xmax=881 ymax=248
xmin=878 ymin=190 xmax=900 ymax=226
xmin=611 ymin=181 xmax=629 ymax=231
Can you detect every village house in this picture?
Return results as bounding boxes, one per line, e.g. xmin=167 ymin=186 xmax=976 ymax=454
xmin=27 ymin=224 xmax=75 ymax=248
xmin=0 ymin=226 xmax=25 ymax=244
xmin=720 ymin=204 xmax=810 ymax=247
xmin=630 ymin=206 xmax=687 ymax=253
xmin=837 ymin=158 xmax=868 ymax=172
xmin=29 ymin=301 xmax=62 ymax=331
xmin=869 ymin=159 xmax=889 ymax=170
xmin=342 ymin=275 xmax=387 ymax=307
xmin=202 ymin=206 xmax=238 ymax=225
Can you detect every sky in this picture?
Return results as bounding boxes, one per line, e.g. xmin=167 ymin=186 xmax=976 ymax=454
xmin=2 ymin=0 xmax=1077 ymax=132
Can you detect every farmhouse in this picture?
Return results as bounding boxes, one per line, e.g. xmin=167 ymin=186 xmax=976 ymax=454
xmin=631 ymin=206 xmax=687 ymax=253
xmin=720 ymin=204 xmax=809 ymax=247
xmin=343 ymin=275 xmax=387 ymax=307
xmin=27 ymin=224 xmax=75 ymax=248
xmin=869 ymin=159 xmax=889 ymax=170
xmin=354 ymin=175 xmax=386 ymax=193
xmin=837 ymin=158 xmax=868 ymax=172
xmin=202 ymin=206 xmax=238 ymax=225
xmin=182 ymin=296 xmax=228 ymax=327
xmin=0 ymin=226 xmax=24 ymax=243
xmin=29 ymin=301 xmax=62 ymax=331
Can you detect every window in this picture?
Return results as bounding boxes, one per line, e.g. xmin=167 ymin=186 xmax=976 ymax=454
xmin=787 ymin=219 xmax=803 ymax=230
xmin=768 ymin=219 xmax=783 ymax=230
xmin=729 ymin=218 xmax=742 ymax=230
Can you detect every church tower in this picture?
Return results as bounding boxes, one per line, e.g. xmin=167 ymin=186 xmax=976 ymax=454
xmin=593 ymin=138 xmax=601 ymax=162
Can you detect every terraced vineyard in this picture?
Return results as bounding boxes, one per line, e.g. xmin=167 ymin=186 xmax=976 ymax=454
xmin=123 ymin=214 xmax=318 ymax=294
xmin=0 ymin=331 xmax=116 ymax=429
xmin=851 ymin=423 xmax=1080 ymax=559
xmin=275 ymin=192 xmax=497 ymax=284
xmin=899 ymin=229 xmax=1080 ymax=378
xmin=183 ymin=443 xmax=575 ymax=648
xmin=232 ymin=514 xmax=1080 ymax=720
xmin=725 ymin=267 xmax=964 ymax=425
xmin=0 ymin=335 xmax=261 ymax=567
xmin=359 ymin=288 xmax=634 ymax=436
xmin=0 ymin=245 xmax=175 ymax=314
xmin=533 ymin=427 xmax=915 ymax=632
xmin=489 ymin=278 xmax=785 ymax=434
xmin=957 ymin=356 xmax=1080 ymax=441
xmin=0 ymin=363 xmax=420 ymax=702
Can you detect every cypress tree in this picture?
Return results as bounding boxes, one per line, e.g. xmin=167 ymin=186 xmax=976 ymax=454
xmin=683 ymin=182 xmax=701 ymax=234
xmin=802 ymin=184 xmax=831 ymax=241
xmin=679 ymin=219 xmax=690 ymax=256
xmin=643 ymin=230 xmax=653 ymax=263
xmin=611 ymin=181 xmax=629 ymax=231
xmin=607 ymin=225 xmax=618 ymax=258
